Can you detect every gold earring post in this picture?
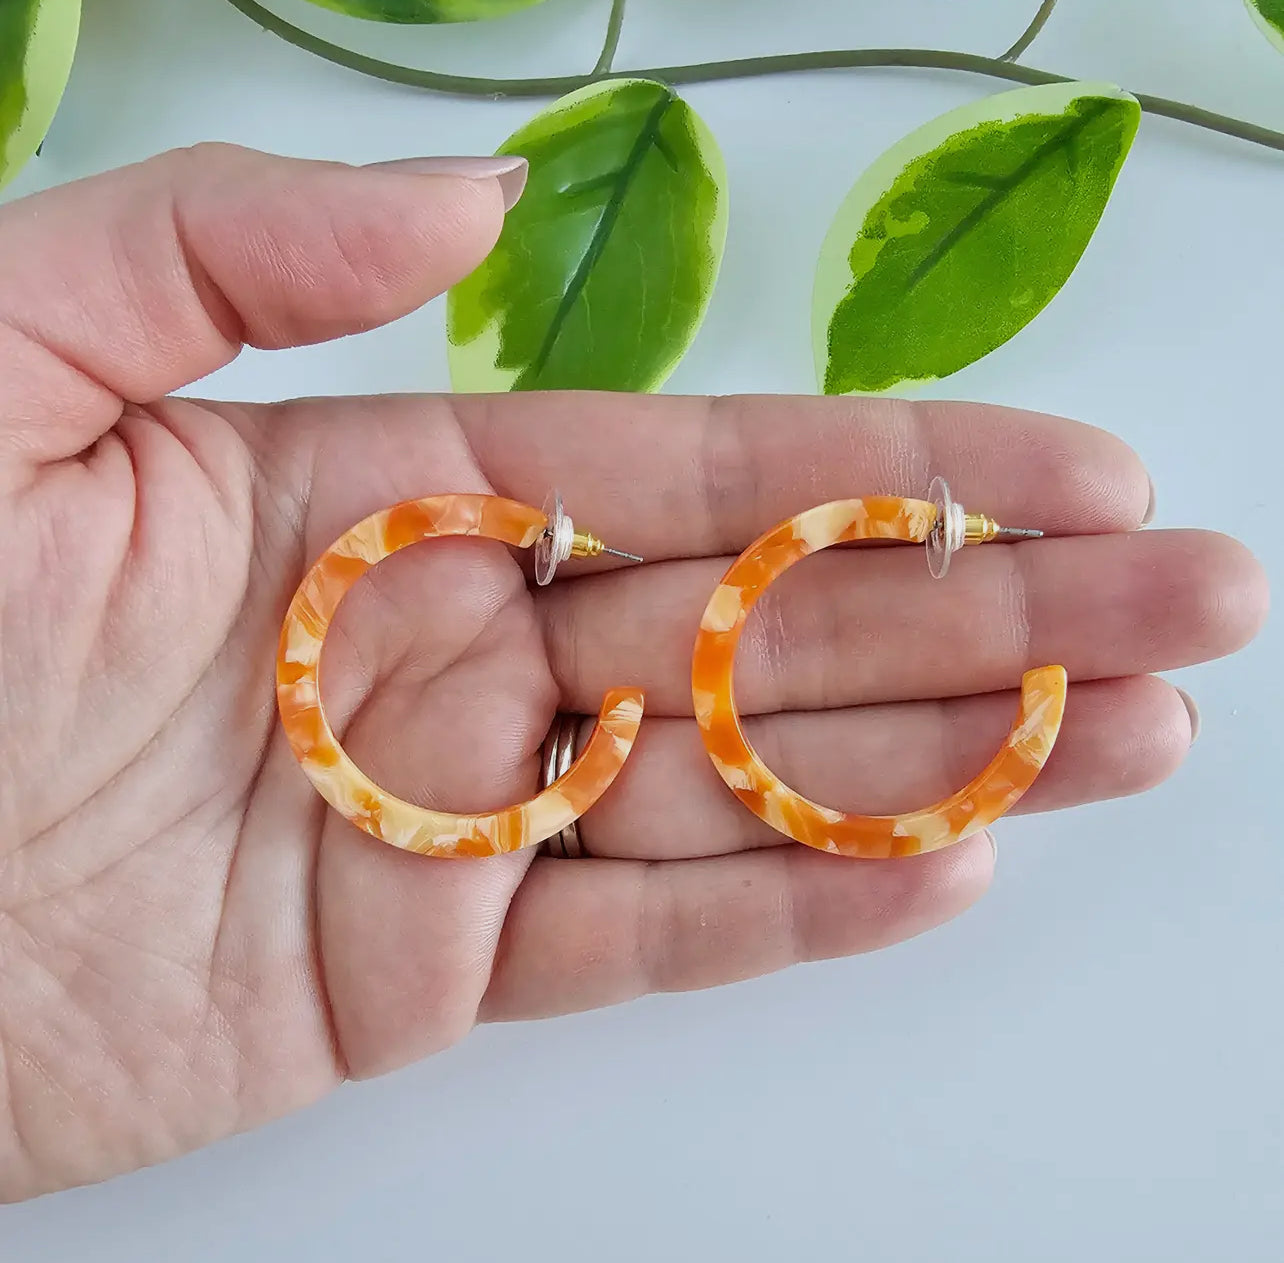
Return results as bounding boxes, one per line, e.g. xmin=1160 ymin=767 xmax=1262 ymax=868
xmin=535 ymin=490 xmax=645 ymax=585
xmin=570 ymin=530 xmax=644 ymax=563
xmin=927 ymin=476 xmax=1042 ymax=579
xmin=963 ymin=513 xmax=1044 ymax=544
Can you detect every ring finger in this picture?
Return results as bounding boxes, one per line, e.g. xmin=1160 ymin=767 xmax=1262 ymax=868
xmin=567 ymin=675 xmax=1193 ymax=860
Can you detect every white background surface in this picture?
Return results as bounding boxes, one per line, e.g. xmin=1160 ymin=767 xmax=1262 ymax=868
xmin=3 ymin=0 xmax=1281 ymax=1257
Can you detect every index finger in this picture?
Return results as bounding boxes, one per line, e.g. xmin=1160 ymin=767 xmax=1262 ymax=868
xmin=451 ymin=392 xmax=1151 ymax=562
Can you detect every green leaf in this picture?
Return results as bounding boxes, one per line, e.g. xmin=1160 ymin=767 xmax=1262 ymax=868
xmin=302 ymin=0 xmax=548 ymax=22
xmin=814 ymin=81 xmax=1140 ymax=396
xmin=1247 ymin=0 xmax=1284 ymax=51
xmin=1 ymin=0 xmax=80 ymax=190
xmin=447 ymin=78 xmax=728 ymax=393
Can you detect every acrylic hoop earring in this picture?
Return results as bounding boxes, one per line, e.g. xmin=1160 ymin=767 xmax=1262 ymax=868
xmin=691 ymin=479 xmax=1067 ymax=859
xmin=277 ymin=492 xmax=644 ymax=858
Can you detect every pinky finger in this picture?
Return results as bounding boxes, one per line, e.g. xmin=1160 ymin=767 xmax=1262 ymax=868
xmin=478 ymin=837 xmax=994 ymax=1022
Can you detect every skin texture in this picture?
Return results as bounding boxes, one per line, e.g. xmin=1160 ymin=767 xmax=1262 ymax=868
xmin=692 ymin=497 xmax=1067 ymax=856
xmin=0 ymin=144 xmax=1267 ymax=1202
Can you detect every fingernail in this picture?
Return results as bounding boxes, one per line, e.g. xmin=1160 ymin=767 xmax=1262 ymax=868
xmin=1142 ymin=477 xmax=1156 ymax=526
xmin=989 ymin=832 xmax=998 ymax=864
xmin=364 ymin=155 xmax=529 ymax=210
xmin=1177 ymin=688 xmax=1201 ymax=744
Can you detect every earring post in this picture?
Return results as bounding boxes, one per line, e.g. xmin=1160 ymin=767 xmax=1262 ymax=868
xmin=601 ymin=546 xmax=644 ymax=563
xmin=962 ymin=512 xmax=1044 ymax=545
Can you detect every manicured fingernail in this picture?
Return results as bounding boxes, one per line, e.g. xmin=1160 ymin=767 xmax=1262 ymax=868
xmin=1177 ymin=688 xmax=1201 ymax=743
xmin=1142 ymin=477 xmax=1156 ymax=526
xmin=364 ymin=155 xmax=529 ymax=210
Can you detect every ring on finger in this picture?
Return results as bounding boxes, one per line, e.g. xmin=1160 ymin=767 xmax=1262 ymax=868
xmin=540 ymin=714 xmax=588 ymax=858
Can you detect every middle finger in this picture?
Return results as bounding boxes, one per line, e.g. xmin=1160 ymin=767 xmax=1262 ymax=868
xmin=538 ymin=529 xmax=1262 ymax=715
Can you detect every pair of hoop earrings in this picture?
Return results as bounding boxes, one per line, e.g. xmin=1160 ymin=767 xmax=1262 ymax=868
xmin=276 ymin=481 xmax=1066 ymax=861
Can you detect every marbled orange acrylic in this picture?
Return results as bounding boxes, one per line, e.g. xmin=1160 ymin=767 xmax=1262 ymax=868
xmin=277 ymin=494 xmax=643 ymax=857
xmin=692 ymin=497 xmax=1067 ymax=858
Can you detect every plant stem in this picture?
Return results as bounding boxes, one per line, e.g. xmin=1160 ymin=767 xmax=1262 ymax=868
xmin=1001 ymin=0 xmax=1060 ymax=63
xmin=593 ymin=0 xmax=628 ymax=77
xmin=222 ymin=0 xmax=1284 ymax=155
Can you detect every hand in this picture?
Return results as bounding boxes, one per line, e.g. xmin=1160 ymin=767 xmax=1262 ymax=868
xmin=0 ymin=145 xmax=1264 ymax=1201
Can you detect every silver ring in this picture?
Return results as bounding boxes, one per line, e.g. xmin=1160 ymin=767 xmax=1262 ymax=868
xmin=540 ymin=714 xmax=587 ymax=857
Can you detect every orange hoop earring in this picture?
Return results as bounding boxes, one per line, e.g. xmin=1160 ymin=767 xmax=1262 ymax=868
xmin=691 ymin=478 xmax=1067 ymax=859
xmin=277 ymin=491 xmax=644 ymax=858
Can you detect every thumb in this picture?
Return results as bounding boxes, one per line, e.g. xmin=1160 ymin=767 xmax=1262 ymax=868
xmin=0 ymin=143 xmax=525 ymax=465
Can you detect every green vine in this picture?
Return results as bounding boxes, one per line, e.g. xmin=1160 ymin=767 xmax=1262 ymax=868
xmin=591 ymin=0 xmax=626 ymax=77
xmin=223 ymin=0 xmax=1284 ymax=155
xmin=1001 ymin=0 xmax=1060 ymax=63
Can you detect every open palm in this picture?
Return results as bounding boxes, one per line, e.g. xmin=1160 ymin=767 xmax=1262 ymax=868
xmin=0 ymin=146 xmax=1265 ymax=1202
